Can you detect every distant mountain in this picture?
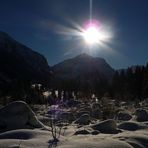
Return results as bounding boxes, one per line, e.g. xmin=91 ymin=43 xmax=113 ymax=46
xmin=0 ymin=31 xmax=51 ymax=85
xmin=51 ymin=53 xmax=115 ymax=91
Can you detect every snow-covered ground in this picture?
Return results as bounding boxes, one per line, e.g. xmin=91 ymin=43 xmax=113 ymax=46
xmin=0 ymin=100 xmax=148 ymax=148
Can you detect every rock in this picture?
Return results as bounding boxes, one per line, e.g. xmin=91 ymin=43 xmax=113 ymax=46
xmin=117 ymin=111 xmax=132 ymax=121
xmin=0 ymin=129 xmax=53 ymax=140
xmin=0 ymin=101 xmax=44 ymax=132
xmin=78 ymin=111 xmax=90 ymax=117
xmin=118 ymin=121 xmax=147 ymax=131
xmin=91 ymin=130 xmax=100 ymax=135
xmin=74 ymin=114 xmax=90 ymax=125
xmin=91 ymin=119 xmax=119 ymax=134
xmin=135 ymin=109 xmax=148 ymax=122
xmin=74 ymin=129 xmax=90 ymax=135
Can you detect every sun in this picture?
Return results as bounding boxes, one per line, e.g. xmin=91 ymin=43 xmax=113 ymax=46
xmin=82 ymin=26 xmax=100 ymax=44
xmin=81 ymin=23 xmax=110 ymax=46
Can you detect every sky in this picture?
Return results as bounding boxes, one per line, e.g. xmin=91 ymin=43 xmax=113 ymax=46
xmin=0 ymin=0 xmax=148 ymax=69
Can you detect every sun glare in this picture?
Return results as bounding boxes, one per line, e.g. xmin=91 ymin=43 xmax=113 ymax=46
xmin=81 ymin=22 xmax=110 ymax=46
xmin=82 ymin=26 xmax=100 ymax=44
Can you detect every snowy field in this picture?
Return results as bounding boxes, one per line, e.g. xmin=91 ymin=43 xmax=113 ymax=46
xmin=0 ymin=100 xmax=148 ymax=148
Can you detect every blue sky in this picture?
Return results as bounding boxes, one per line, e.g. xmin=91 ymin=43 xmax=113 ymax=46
xmin=0 ymin=0 xmax=148 ymax=69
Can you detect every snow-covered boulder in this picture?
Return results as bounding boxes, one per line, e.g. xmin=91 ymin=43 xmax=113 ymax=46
xmin=74 ymin=129 xmax=90 ymax=135
xmin=117 ymin=111 xmax=132 ymax=121
xmin=0 ymin=101 xmax=44 ymax=132
xmin=78 ymin=111 xmax=90 ymax=117
xmin=91 ymin=119 xmax=120 ymax=134
xmin=135 ymin=109 xmax=148 ymax=122
xmin=118 ymin=121 xmax=147 ymax=131
xmin=74 ymin=114 xmax=90 ymax=125
xmin=91 ymin=130 xmax=100 ymax=135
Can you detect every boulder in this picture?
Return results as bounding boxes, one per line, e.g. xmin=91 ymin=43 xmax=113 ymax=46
xmin=74 ymin=114 xmax=90 ymax=125
xmin=117 ymin=111 xmax=132 ymax=121
xmin=118 ymin=121 xmax=146 ymax=131
xmin=74 ymin=129 xmax=90 ymax=135
xmin=78 ymin=111 xmax=90 ymax=117
xmin=91 ymin=130 xmax=100 ymax=135
xmin=135 ymin=109 xmax=148 ymax=122
xmin=91 ymin=119 xmax=120 ymax=134
xmin=0 ymin=101 xmax=44 ymax=132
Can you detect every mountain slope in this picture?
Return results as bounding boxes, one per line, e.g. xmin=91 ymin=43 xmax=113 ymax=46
xmin=0 ymin=31 xmax=50 ymax=85
xmin=51 ymin=53 xmax=115 ymax=91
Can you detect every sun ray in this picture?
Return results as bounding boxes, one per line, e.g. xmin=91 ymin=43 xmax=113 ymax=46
xmin=90 ymin=0 xmax=93 ymax=24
